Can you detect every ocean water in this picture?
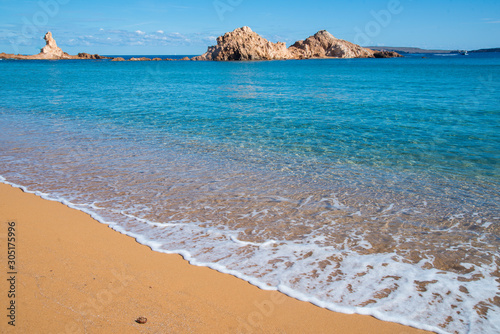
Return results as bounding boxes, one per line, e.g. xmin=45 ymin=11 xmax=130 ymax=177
xmin=0 ymin=53 xmax=499 ymax=333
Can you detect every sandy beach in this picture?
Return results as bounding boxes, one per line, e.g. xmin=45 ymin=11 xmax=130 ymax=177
xmin=0 ymin=182 xmax=431 ymax=333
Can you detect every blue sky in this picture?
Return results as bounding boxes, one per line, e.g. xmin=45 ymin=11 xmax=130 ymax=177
xmin=0 ymin=0 xmax=499 ymax=55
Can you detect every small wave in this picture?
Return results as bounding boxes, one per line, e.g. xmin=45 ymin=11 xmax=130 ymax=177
xmin=2 ymin=174 xmax=498 ymax=334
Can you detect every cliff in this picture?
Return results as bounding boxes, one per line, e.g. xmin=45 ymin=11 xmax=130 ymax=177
xmin=0 ymin=32 xmax=110 ymax=60
xmin=38 ymin=32 xmax=66 ymax=59
xmin=192 ymin=26 xmax=293 ymax=61
xmin=193 ymin=27 xmax=402 ymax=61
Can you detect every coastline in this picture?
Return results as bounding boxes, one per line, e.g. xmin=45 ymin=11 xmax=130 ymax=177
xmin=0 ymin=182 xmax=432 ymax=333
xmin=1 ymin=28 xmax=402 ymax=62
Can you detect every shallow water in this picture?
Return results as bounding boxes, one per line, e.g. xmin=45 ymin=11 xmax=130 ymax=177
xmin=0 ymin=54 xmax=499 ymax=333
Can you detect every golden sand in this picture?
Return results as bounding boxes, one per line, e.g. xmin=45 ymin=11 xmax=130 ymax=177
xmin=0 ymin=183 xmax=432 ymax=333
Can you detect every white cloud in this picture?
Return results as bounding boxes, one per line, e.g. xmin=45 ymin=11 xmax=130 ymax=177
xmin=482 ymin=18 xmax=500 ymax=24
xmin=49 ymin=29 xmax=216 ymax=49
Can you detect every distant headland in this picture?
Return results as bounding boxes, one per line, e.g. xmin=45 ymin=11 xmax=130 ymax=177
xmin=368 ymin=46 xmax=500 ymax=54
xmin=0 ymin=27 xmax=404 ymax=61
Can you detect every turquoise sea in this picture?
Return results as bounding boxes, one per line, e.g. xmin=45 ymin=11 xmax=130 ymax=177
xmin=0 ymin=53 xmax=499 ymax=333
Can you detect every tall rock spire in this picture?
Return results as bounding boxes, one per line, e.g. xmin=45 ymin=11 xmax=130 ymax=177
xmin=40 ymin=32 xmax=64 ymax=58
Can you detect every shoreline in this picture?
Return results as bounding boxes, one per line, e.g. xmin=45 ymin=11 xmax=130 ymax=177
xmin=0 ymin=181 xmax=433 ymax=333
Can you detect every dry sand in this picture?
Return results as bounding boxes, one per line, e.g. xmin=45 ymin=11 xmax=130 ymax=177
xmin=0 ymin=182 xmax=432 ymax=333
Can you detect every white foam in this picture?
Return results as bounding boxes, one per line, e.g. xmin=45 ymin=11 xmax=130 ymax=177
xmin=1 ymin=176 xmax=498 ymax=334
xmin=381 ymin=203 xmax=395 ymax=213
xmin=482 ymin=222 xmax=493 ymax=228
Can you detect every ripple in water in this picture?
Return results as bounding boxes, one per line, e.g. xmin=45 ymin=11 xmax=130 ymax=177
xmin=0 ymin=56 xmax=499 ymax=333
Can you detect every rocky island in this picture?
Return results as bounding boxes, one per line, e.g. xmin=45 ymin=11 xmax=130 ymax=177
xmin=192 ymin=26 xmax=292 ymax=61
xmin=0 ymin=28 xmax=401 ymax=61
xmin=0 ymin=32 xmax=110 ymax=60
xmin=192 ymin=27 xmax=401 ymax=61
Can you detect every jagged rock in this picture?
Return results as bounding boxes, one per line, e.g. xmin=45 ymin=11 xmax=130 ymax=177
xmin=129 ymin=57 xmax=151 ymax=61
xmin=1 ymin=30 xmax=401 ymax=62
xmin=289 ymin=30 xmax=375 ymax=59
xmin=192 ymin=26 xmax=292 ymax=61
xmin=111 ymin=57 xmax=126 ymax=61
xmin=77 ymin=53 xmax=110 ymax=60
xmin=0 ymin=32 xmax=109 ymax=60
xmin=39 ymin=32 xmax=65 ymax=59
xmin=373 ymin=51 xmax=403 ymax=58
xmin=152 ymin=58 xmax=162 ymax=61
xmin=192 ymin=27 xmax=401 ymax=61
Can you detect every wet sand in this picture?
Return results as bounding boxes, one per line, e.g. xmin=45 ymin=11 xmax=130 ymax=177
xmin=0 ymin=182 xmax=432 ymax=333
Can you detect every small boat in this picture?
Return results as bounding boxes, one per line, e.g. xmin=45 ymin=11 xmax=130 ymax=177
xmin=460 ymin=50 xmax=469 ymax=56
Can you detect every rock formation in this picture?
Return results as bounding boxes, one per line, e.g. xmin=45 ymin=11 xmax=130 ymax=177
xmin=192 ymin=27 xmax=402 ymax=61
xmin=129 ymin=57 xmax=152 ymax=61
xmin=77 ymin=52 xmax=110 ymax=60
xmin=373 ymin=50 xmax=403 ymax=58
xmin=39 ymin=32 xmax=65 ymax=59
xmin=0 ymin=29 xmax=401 ymax=62
xmin=192 ymin=26 xmax=293 ymax=61
xmin=0 ymin=32 xmax=110 ymax=60
xmin=289 ymin=30 xmax=374 ymax=59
